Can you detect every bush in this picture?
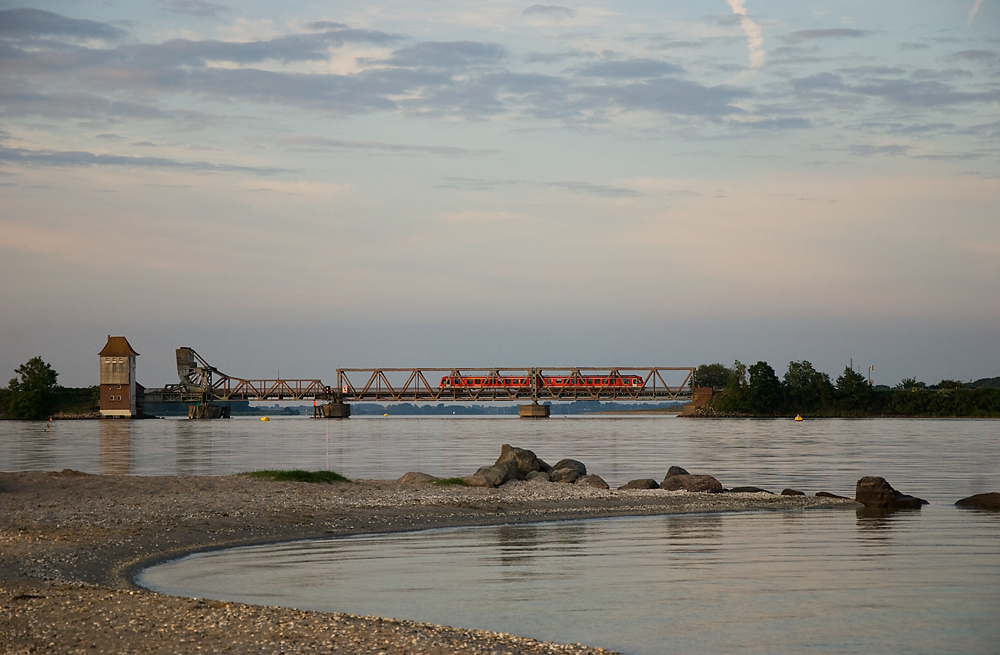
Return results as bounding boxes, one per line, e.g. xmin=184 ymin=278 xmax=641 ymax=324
xmin=243 ymin=469 xmax=349 ymax=483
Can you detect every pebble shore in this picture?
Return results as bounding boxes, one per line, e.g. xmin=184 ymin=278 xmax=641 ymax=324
xmin=1 ymin=471 xmax=857 ymax=654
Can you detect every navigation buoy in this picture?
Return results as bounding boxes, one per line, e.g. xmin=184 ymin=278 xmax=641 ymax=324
xmin=794 ymin=414 xmax=803 ymax=421
xmin=261 ymin=416 xmax=270 ymax=421
xmin=384 ymin=413 xmax=389 ymax=417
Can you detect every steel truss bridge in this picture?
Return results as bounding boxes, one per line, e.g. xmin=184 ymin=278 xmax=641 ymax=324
xmin=141 ymin=348 xmax=696 ymax=416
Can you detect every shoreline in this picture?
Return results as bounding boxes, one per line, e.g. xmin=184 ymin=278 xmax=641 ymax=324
xmin=2 ymin=471 xmax=857 ymax=654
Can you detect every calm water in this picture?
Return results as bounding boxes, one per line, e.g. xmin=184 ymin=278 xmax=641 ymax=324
xmin=4 ymin=416 xmax=1000 ymax=654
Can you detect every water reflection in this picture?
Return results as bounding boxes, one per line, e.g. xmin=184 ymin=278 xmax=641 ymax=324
xmin=661 ymin=514 xmax=723 ymax=554
xmin=98 ymin=420 xmax=131 ymax=474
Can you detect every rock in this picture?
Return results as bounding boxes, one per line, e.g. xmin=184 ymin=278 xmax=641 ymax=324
xmin=955 ymin=492 xmax=1000 ymax=510
xmin=397 ymin=472 xmax=440 ymax=484
xmin=461 ymin=475 xmax=494 ymax=488
xmin=495 ymin=444 xmax=543 ymax=478
xmin=575 ymin=474 xmax=609 ymax=489
xmin=664 ymin=466 xmax=690 ymax=478
xmin=729 ymin=486 xmax=773 ymax=494
xmin=549 ymin=459 xmax=586 ymax=483
xmin=618 ymin=478 xmax=659 ymax=490
xmin=525 ymin=471 xmax=551 ymax=483
xmin=536 ymin=457 xmax=552 ymax=473
xmin=474 ymin=459 xmax=519 ymax=486
xmin=549 ymin=468 xmax=581 ymax=484
xmin=781 ymin=488 xmax=805 ymax=496
xmin=855 ymin=476 xmax=928 ymax=509
xmin=816 ymin=491 xmax=850 ymax=500
xmin=660 ymin=474 xmax=723 ymax=493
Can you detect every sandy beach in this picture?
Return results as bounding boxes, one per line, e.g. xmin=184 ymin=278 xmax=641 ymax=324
xmin=1 ymin=471 xmax=857 ymax=654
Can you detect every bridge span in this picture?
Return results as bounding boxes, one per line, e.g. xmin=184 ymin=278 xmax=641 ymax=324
xmin=142 ymin=348 xmax=699 ymax=418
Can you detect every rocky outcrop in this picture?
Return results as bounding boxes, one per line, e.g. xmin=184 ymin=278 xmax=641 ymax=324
xmin=660 ymin=474 xmax=723 ymax=493
xmin=461 ymin=474 xmax=494 ymax=487
xmin=729 ymin=486 xmax=772 ymax=494
xmin=781 ymin=488 xmax=805 ymax=496
xmin=664 ymin=466 xmax=690 ymax=478
xmin=474 ymin=459 xmax=519 ymax=487
xmin=575 ymin=474 xmax=609 ymax=489
xmin=955 ymin=492 xmax=1000 ymax=510
xmin=549 ymin=459 xmax=587 ymax=484
xmin=618 ymin=478 xmax=659 ymax=490
xmin=855 ymin=476 xmax=927 ymax=509
xmin=397 ymin=472 xmax=440 ymax=484
xmin=525 ymin=471 xmax=551 ymax=483
xmin=494 ymin=444 xmax=548 ymax=477
xmin=816 ymin=491 xmax=850 ymax=500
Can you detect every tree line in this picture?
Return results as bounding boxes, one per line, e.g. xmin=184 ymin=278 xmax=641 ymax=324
xmin=693 ymin=361 xmax=1000 ymax=417
xmin=0 ymin=357 xmax=98 ymax=419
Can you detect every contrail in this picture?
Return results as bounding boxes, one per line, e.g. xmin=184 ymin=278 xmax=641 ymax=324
xmin=727 ymin=0 xmax=765 ymax=70
xmin=967 ymin=0 xmax=984 ymax=25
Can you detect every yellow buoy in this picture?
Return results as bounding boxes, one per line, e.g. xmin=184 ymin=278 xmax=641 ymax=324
xmin=383 ymin=413 xmax=389 ymax=417
xmin=261 ymin=416 xmax=270 ymax=421
xmin=794 ymin=414 xmax=803 ymax=421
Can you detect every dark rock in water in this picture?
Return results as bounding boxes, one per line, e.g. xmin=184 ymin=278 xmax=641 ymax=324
xmin=462 ymin=474 xmax=494 ymax=487
xmin=855 ymin=476 xmax=928 ymax=509
xmin=816 ymin=491 xmax=850 ymax=500
xmin=495 ymin=444 xmax=543 ymax=478
xmin=619 ymin=478 xmax=660 ymax=490
xmin=661 ymin=474 xmax=723 ymax=493
xmin=397 ymin=472 xmax=439 ymax=484
xmin=664 ymin=466 xmax=690 ymax=478
xmin=729 ymin=486 xmax=773 ymax=494
xmin=525 ymin=470 xmax=551 ymax=483
xmin=955 ymin=492 xmax=1000 ymax=510
xmin=575 ymin=474 xmax=609 ymax=489
xmin=781 ymin=488 xmax=805 ymax=496
xmin=550 ymin=459 xmax=586 ymax=483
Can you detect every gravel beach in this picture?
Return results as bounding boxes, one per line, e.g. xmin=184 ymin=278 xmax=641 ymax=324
xmin=1 ymin=471 xmax=857 ymax=654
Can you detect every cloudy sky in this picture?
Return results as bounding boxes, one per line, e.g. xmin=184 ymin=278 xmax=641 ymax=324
xmin=2 ymin=0 xmax=998 ymax=388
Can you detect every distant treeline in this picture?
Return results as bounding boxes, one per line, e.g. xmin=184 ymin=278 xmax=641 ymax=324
xmin=694 ymin=362 xmax=1000 ymax=418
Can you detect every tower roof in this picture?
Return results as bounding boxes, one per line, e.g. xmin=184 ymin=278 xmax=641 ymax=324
xmin=99 ymin=335 xmax=139 ymax=357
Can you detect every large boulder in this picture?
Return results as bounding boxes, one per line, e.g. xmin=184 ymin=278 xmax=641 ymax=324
xmin=619 ymin=478 xmax=660 ymax=490
xmin=475 ymin=458 xmax=519 ymax=486
xmin=397 ymin=472 xmax=440 ymax=484
xmin=661 ymin=474 xmax=723 ymax=493
xmin=664 ymin=466 xmax=690 ymax=478
xmin=525 ymin=470 xmax=551 ymax=483
xmin=462 ymin=474 xmax=494 ymax=487
xmin=495 ymin=444 xmax=545 ymax=478
xmin=550 ymin=459 xmax=587 ymax=484
xmin=955 ymin=492 xmax=1000 ymax=510
xmin=729 ymin=486 xmax=773 ymax=494
xmin=781 ymin=488 xmax=805 ymax=496
xmin=575 ymin=474 xmax=609 ymax=489
xmin=855 ymin=476 xmax=927 ymax=509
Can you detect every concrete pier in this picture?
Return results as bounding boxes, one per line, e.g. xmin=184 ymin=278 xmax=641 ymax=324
xmin=518 ymin=402 xmax=550 ymax=418
xmin=315 ymin=402 xmax=351 ymax=418
xmin=188 ymin=404 xmax=230 ymax=419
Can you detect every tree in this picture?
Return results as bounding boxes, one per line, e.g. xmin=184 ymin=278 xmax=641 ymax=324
xmin=783 ymin=361 xmax=834 ymax=412
xmin=7 ymin=357 xmax=59 ymax=420
xmin=836 ymin=366 xmax=873 ymax=412
xmin=713 ymin=360 xmax=749 ymax=412
xmin=693 ymin=363 xmax=732 ymax=390
xmin=747 ymin=361 xmax=781 ymax=414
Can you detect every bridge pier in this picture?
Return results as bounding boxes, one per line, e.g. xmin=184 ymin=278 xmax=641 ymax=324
xmin=315 ymin=401 xmax=351 ymax=418
xmin=519 ymin=402 xmax=550 ymax=419
xmin=188 ymin=404 xmax=230 ymax=419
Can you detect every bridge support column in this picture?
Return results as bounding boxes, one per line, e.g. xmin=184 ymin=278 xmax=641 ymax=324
xmin=519 ymin=402 xmax=550 ymax=419
xmin=188 ymin=404 xmax=230 ymax=419
xmin=315 ymin=401 xmax=351 ymax=418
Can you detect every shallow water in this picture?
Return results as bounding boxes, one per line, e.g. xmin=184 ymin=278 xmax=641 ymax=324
xmin=139 ymin=506 xmax=1000 ymax=655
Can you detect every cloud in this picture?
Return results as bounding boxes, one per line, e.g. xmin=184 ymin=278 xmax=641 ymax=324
xmin=384 ymin=41 xmax=508 ymax=69
xmin=948 ymin=49 xmax=999 ymax=63
xmin=279 ymin=136 xmax=502 ymax=157
xmin=158 ymin=1 xmax=228 ymax=19
xmin=547 ymin=180 xmax=640 ymax=197
xmin=577 ymin=58 xmax=684 ymax=79
xmin=726 ymin=0 xmax=765 ymax=71
xmin=848 ymin=144 xmax=910 ymax=157
xmin=741 ymin=117 xmax=812 ymax=130
xmin=781 ymin=28 xmax=874 ymax=44
xmin=0 ymin=8 xmax=127 ymax=41
xmin=439 ymin=176 xmax=641 ymax=197
xmin=0 ymin=144 xmax=284 ymax=174
xmin=968 ymin=0 xmax=985 ymax=26
xmin=523 ymin=5 xmax=575 ymax=19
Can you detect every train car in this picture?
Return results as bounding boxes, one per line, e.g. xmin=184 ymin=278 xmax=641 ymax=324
xmin=439 ymin=374 xmax=644 ymax=389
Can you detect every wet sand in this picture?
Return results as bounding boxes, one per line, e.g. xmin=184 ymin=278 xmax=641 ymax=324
xmin=1 ymin=471 xmax=856 ymax=654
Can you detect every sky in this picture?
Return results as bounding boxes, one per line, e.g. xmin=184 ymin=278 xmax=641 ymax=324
xmin=1 ymin=0 xmax=998 ymax=389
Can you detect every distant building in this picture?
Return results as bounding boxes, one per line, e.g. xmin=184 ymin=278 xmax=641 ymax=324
xmin=98 ymin=336 xmax=143 ymax=418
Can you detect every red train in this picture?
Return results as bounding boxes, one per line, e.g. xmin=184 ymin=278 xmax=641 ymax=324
xmin=439 ymin=374 xmax=643 ymax=389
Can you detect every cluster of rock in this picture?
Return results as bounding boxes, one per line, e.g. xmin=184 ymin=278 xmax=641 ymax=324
xmin=462 ymin=444 xmax=610 ymax=489
xmin=397 ymin=445 xmax=999 ymax=513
